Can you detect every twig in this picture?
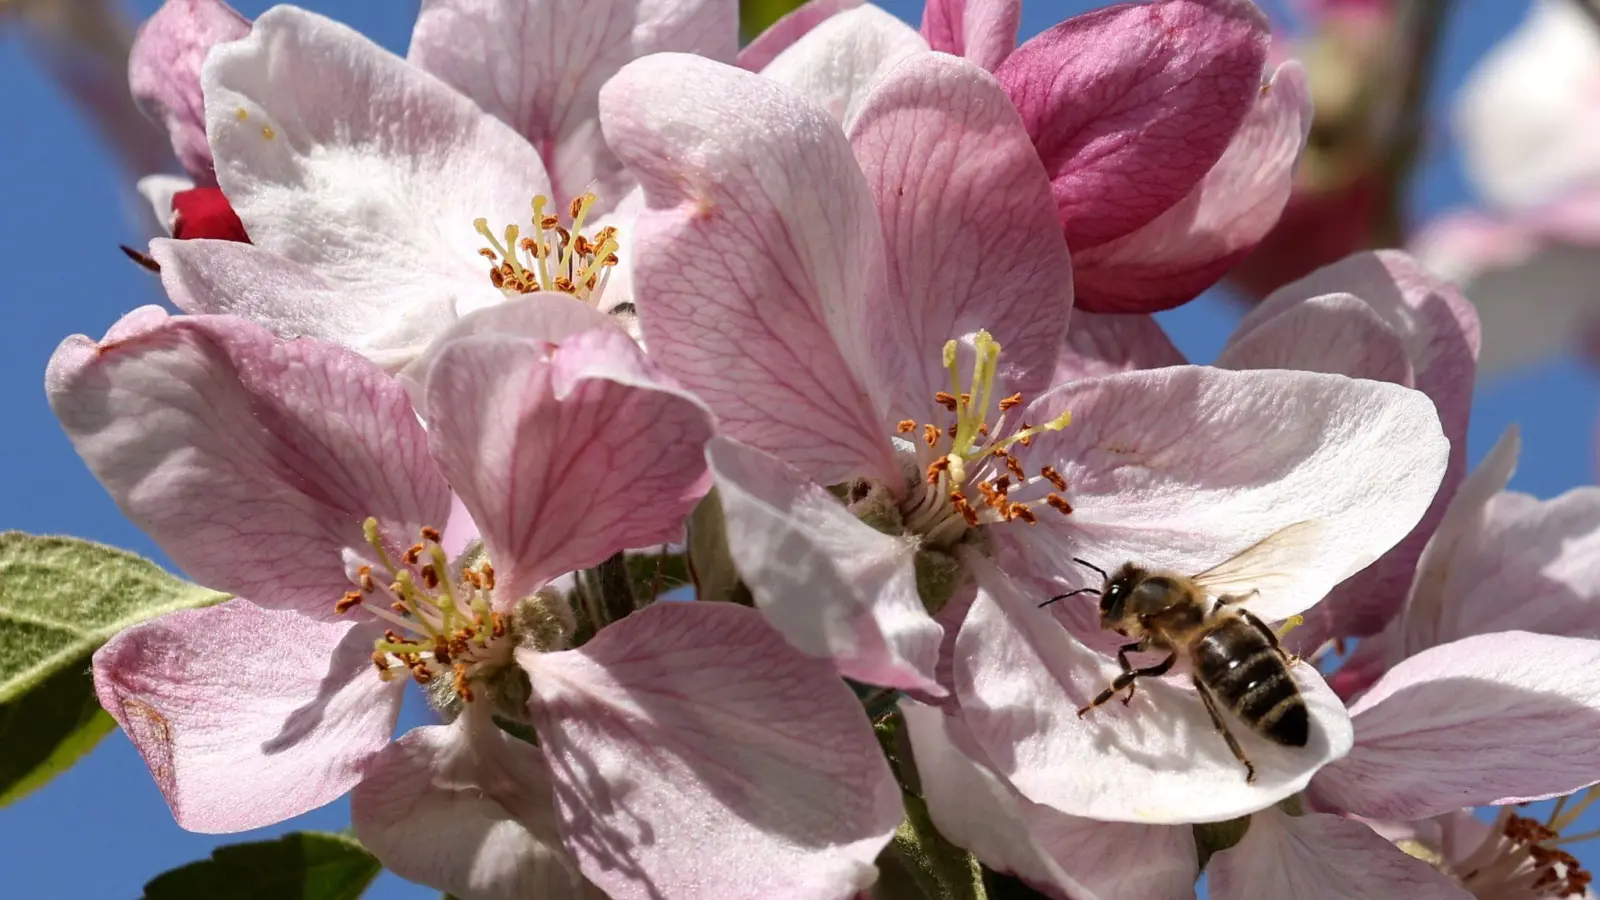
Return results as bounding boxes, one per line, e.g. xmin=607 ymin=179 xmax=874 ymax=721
xmin=1371 ymin=0 xmax=1454 ymax=247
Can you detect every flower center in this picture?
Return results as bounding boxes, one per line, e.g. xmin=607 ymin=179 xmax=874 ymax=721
xmin=473 ymin=193 xmax=619 ymax=303
xmin=336 ymin=518 xmax=510 ymax=702
xmin=896 ymin=329 xmax=1074 ymax=547
xmin=1423 ymin=794 xmax=1599 ymax=899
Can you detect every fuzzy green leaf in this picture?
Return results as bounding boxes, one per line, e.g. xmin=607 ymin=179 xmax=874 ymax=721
xmin=0 ymin=532 xmax=227 ymax=805
xmin=740 ymin=0 xmax=810 ymax=41
xmin=141 ymin=831 xmax=382 ymax=899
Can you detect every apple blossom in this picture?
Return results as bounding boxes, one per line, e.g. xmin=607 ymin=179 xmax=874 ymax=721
xmin=749 ymin=0 xmax=1312 ymax=313
xmin=48 ymin=304 xmax=901 ymax=900
xmin=138 ymin=0 xmax=739 ymax=369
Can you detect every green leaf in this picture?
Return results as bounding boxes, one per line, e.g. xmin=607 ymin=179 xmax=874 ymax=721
xmin=141 ymin=831 xmax=382 ymax=900
xmin=0 ymin=532 xmax=227 ymax=805
xmin=740 ymin=0 xmax=809 ymax=42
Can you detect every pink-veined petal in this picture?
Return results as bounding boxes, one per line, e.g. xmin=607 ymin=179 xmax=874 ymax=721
xmin=520 ymin=601 xmax=903 ymax=900
xmin=407 ymin=0 xmax=735 ymax=209
xmin=47 ymin=309 xmax=450 ymax=619
xmin=202 ymin=6 xmax=551 ymax=364
xmin=600 ymin=53 xmax=897 ymax=486
xmin=426 ymin=327 xmax=713 ymax=601
xmin=709 ymin=436 xmax=944 ymax=693
xmin=920 ymin=0 xmax=1021 ymax=72
xmin=353 ymin=709 xmax=598 ymax=900
xmin=128 ymin=0 xmax=250 ymax=184
xmin=1217 ymin=292 xmax=1414 ymax=385
xmin=997 ymin=0 xmax=1269 ymax=251
xmin=1398 ymin=425 xmax=1521 ymax=657
xmin=848 ymin=50 xmax=1072 ymax=418
xmin=1241 ymin=250 xmax=1480 ymax=645
xmin=954 ymin=556 xmax=1353 ymax=824
xmin=1208 ymin=807 xmax=1472 ymax=900
xmin=1312 ymin=631 xmax=1600 ymax=820
xmin=1070 ymin=60 xmax=1311 ymax=313
xmin=1051 ymin=312 xmax=1185 ymax=384
xmin=148 ymin=239 xmax=447 ymax=372
xmin=758 ymin=5 xmax=928 ymax=124
xmin=92 ymin=599 xmax=402 ymax=832
xmin=738 ymin=0 xmax=864 ymax=72
xmin=995 ymin=366 xmax=1449 ymax=623
xmin=398 ymin=295 xmax=616 ymax=418
xmin=903 ymin=703 xmax=1195 ymax=900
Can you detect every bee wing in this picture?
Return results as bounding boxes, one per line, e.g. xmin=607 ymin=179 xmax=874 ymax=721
xmin=1190 ymin=519 xmax=1328 ymax=604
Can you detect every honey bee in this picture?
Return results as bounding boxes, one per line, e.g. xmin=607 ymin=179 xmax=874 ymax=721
xmin=1043 ymin=521 xmax=1324 ymax=783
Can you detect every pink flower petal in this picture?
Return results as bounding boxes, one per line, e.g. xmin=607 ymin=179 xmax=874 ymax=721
xmin=148 ymin=239 xmax=447 ymax=372
xmin=709 ymin=436 xmax=945 ymax=693
xmin=737 ymin=0 xmax=864 ymax=72
xmin=397 ymin=295 xmax=616 ymax=418
xmin=997 ymin=0 xmax=1269 ymax=251
xmin=1397 ymin=425 xmax=1520 ymax=657
xmin=1208 ymin=807 xmax=1471 ymax=900
xmin=848 ymin=50 xmax=1073 ymax=418
xmin=758 ymin=5 xmax=928 ymax=124
xmin=128 ymin=0 xmax=250 ymax=184
xmin=920 ymin=0 xmax=1021 ymax=72
xmin=600 ymin=53 xmax=898 ymax=486
xmin=519 ymin=601 xmax=903 ymax=900
xmin=1312 ymin=632 xmax=1600 ymax=820
xmin=425 ymin=327 xmax=713 ymax=601
xmin=137 ymin=174 xmax=195 ymax=235
xmin=353 ymin=711 xmax=597 ymax=900
xmin=1244 ymin=251 xmax=1480 ymax=645
xmin=92 ymin=599 xmax=402 ymax=832
xmin=47 ymin=310 xmax=450 ymax=619
xmin=955 ymin=556 xmax=1354 ymax=823
xmin=1071 ymin=61 xmax=1312 ymax=313
xmin=1218 ymin=292 xmax=1414 ymax=385
xmin=1051 ymin=312 xmax=1186 ymax=384
xmin=902 ymin=703 xmax=1195 ymax=900
xmin=995 ymin=366 xmax=1449 ymax=623
xmin=202 ymin=6 xmax=550 ymax=363
xmin=407 ymin=0 xmax=735 ymax=208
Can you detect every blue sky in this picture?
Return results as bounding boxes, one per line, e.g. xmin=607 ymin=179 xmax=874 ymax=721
xmin=0 ymin=0 xmax=1589 ymax=896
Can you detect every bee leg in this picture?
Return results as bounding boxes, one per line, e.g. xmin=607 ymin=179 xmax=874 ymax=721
xmin=1241 ymin=608 xmax=1299 ymax=666
xmin=1114 ymin=642 xmax=1142 ymax=705
xmin=1216 ymin=589 xmax=1261 ymax=606
xmin=1079 ymin=651 xmax=1176 ymax=717
xmin=1193 ymin=676 xmax=1257 ymax=783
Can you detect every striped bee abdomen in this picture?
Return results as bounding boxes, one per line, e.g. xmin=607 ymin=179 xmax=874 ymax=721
xmin=1194 ymin=617 xmax=1309 ymax=747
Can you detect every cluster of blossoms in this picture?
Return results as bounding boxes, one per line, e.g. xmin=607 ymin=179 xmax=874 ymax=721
xmin=42 ymin=0 xmax=1600 ymax=897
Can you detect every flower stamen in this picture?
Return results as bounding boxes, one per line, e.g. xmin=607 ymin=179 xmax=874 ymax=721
xmin=474 ymin=193 xmax=619 ymax=304
xmin=899 ymin=329 xmax=1074 ymax=546
xmin=338 ymin=518 xmax=508 ymax=700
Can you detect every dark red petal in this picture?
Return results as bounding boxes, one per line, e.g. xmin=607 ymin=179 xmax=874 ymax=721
xmin=171 ymin=187 xmax=250 ymax=243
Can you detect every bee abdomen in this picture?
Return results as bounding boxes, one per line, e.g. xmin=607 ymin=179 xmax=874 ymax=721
xmin=1194 ymin=620 xmax=1309 ymax=748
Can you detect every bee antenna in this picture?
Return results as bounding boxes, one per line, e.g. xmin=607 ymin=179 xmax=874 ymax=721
xmin=1039 ymin=587 xmax=1099 ymax=608
xmin=1072 ymin=557 xmax=1108 ymax=579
